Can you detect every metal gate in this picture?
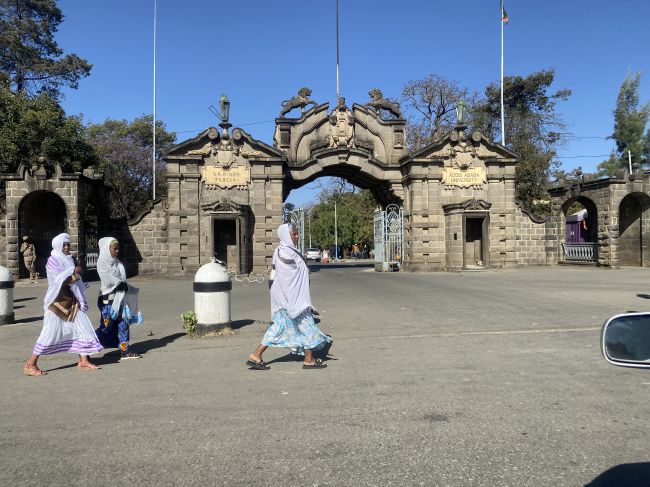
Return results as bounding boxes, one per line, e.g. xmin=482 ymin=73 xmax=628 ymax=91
xmin=286 ymin=207 xmax=305 ymax=255
xmin=374 ymin=204 xmax=403 ymax=272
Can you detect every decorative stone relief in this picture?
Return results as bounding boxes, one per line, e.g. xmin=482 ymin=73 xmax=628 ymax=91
xmin=441 ymin=130 xmax=486 ymax=190
xmin=328 ymin=97 xmax=355 ymax=148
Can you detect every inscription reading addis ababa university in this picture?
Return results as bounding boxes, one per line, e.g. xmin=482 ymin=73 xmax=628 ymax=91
xmin=441 ymin=167 xmax=486 ymax=188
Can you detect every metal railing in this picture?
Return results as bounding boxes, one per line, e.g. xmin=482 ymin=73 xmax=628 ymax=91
xmin=562 ymin=243 xmax=596 ymax=262
xmin=85 ymin=250 xmax=99 ymax=269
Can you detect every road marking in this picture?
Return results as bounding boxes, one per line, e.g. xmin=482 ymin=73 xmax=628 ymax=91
xmin=344 ymin=327 xmax=601 ymax=341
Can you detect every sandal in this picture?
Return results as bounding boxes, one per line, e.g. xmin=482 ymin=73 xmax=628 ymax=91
xmin=302 ymin=358 xmax=327 ymax=369
xmin=246 ymin=359 xmax=270 ymax=370
xmin=23 ymin=364 xmax=47 ymax=376
xmin=120 ymin=352 xmax=142 ymax=361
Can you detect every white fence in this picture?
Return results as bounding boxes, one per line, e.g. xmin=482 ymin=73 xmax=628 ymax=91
xmin=562 ymin=243 xmax=596 ymax=262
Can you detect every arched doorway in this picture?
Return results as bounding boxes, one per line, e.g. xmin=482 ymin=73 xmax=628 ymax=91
xmin=618 ymin=193 xmax=650 ymax=266
xmin=560 ymin=197 xmax=598 ymax=263
xmin=18 ymin=191 xmax=67 ymax=278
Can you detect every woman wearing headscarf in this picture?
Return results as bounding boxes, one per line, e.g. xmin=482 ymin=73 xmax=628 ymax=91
xmin=95 ymin=237 xmax=143 ymax=360
xmin=23 ymin=233 xmax=103 ymax=376
xmin=247 ymin=223 xmax=331 ymax=370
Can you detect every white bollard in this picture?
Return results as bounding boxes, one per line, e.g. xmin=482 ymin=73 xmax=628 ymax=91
xmin=193 ymin=260 xmax=231 ymax=335
xmin=0 ymin=266 xmax=15 ymax=325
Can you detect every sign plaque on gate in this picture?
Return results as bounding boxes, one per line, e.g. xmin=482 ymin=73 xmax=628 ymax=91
xmin=202 ymin=166 xmax=250 ymax=188
xmin=442 ymin=167 xmax=486 ymax=188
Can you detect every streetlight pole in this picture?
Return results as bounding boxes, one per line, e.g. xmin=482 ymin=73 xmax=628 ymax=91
xmin=334 ymin=202 xmax=338 ymax=260
xmin=308 ymin=209 xmax=312 ymax=248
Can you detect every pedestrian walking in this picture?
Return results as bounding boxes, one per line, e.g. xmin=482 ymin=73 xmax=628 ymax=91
xmin=247 ymin=223 xmax=331 ymax=370
xmin=95 ymin=237 xmax=143 ymax=361
xmin=23 ymin=233 xmax=102 ymax=376
xmin=20 ymin=235 xmax=38 ymax=281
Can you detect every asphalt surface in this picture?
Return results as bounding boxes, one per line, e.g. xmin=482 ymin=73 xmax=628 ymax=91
xmin=1 ymin=263 xmax=649 ymax=486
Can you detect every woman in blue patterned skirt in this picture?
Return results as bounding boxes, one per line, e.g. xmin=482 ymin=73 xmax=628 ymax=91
xmin=247 ymin=223 xmax=331 ymax=370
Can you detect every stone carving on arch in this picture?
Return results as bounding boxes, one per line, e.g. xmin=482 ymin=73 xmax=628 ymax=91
xmin=443 ymin=199 xmax=492 ymax=214
xmin=201 ymin=199 xmax=246 ymax=214
xmin=328 ymin=97 xmax=356 ymax=149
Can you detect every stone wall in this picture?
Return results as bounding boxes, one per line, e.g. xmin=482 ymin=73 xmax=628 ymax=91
xmin=118 ymin=199 xmax=168 ymax=276
xmin=515 ymin=206 xmax=548 ymax=266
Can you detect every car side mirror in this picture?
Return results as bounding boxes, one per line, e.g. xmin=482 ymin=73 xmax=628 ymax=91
xmin=601 ymin=312 xmax=650 ymax=368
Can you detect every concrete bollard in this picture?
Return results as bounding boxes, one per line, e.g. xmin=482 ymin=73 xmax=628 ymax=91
xmin=193 ymin=260 xmax=231 ymax=335
xmin=0 ymin=266 xmax=15 ymax=325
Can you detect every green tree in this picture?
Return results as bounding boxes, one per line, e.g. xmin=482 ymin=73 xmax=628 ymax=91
xmin=0 ymin=86 xmax=94 ymax=174
xmin=87 ymin=115 xmax=176 ymax=218
xmin=309 ymin=183 xmax=378 ymax=251
xmin=597 ymin=72 xmax=650 ymax=176
xmin=0 ymin=0 xmax=92 ymax=97
xmin=472 ymin=69 xmax=571 ymax=212
xmin=0 ymin=85 xmax=95 ymax=211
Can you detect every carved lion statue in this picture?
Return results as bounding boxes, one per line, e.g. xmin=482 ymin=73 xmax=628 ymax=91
xmin=279 ymin=87 xmax=318 ymax=117
xmin=365 ymin=88 xmax=402 ymax=118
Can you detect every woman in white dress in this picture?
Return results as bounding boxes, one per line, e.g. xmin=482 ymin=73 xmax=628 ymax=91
xmin=23 ymin=233 xmax=103 ymax=376
xmin=247 ymin=223 xmax=331 ymax=370
xmin=95 ymin=236 xmax=143 ymax=360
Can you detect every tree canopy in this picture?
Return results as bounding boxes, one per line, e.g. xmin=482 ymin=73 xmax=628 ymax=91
xmin=0 ymin=0 xmax=92 ymax=98
xmin=597 ymin=72 xmax=650 ymax=176
xmin=0 ymin=85 xmax=94 ymax=174
xmin=471 ymin=69 xmax=571 ymax=212
xmin=400 ymin=74 xmax=479 ymax=150
xmin=87 ymin=115 xmax=176 ymax=219
xmin=307 ymin=180 xmax=377 ymax=251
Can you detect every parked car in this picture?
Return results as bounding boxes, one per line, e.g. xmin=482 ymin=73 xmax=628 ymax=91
xmin=305 ymin=248 xmax=321 ymax=262
xmin=601 ymin=312 xmax=650 ymax=368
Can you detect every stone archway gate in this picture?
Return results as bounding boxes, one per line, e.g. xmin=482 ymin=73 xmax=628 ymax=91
xmin=162 ymin=89 xmax=533 ymax=275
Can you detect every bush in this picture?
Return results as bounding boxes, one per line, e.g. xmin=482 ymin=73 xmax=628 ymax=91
xmin=181 ymin=311 xmax=197 ymax=335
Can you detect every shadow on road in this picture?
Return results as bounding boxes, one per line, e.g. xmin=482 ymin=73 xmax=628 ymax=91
xmin=14 ymin=316 xmax=42 ymax=324
xmin=308 ymin=262 xmax=373 ymax=273
xmin=44 ymin=332 xmax=187 ymax=371
xmin=132 ymin=332 xmax=185 ymax=354
xmin=585 ymin=462 xmax=650 ymax=486
xmin=231 ymin=319 xmax=258 ymax=330
xmin=14 ymin=297 xmax=37 ymax=303
xmin=636 ymin=293 xmax=650 ymax=299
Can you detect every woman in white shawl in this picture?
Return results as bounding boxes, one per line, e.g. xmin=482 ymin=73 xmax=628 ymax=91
xmin=95 ymin=237 xmax=143 ymax=360
xmin=23 ymin=233 xmax=103 ymax=376
xmin=247 ymin=223 xmax=331 ymax=370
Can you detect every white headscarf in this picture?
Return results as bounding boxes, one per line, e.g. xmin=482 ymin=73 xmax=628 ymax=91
xmin=43 ymin=233 xmax=87 ymax=312
xmin=97 ymin=237 xmax=124 ymax=295
xmin=270 ymin=223 xmax=312 ymax=318
xmin=97 ymin=236 xmax=143 ymax=324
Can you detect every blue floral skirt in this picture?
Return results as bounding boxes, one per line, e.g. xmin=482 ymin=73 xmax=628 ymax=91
xmin=262 ymin=308 xmax=331 ymax=352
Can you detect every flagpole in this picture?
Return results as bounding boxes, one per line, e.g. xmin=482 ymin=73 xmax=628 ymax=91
xmin=335 ymin=0 xmax=340 ymax=99
xmin=152 ymin=0 xmax=157 ymax=200
xmin=500 ymin=3 xmax=505 ymax=146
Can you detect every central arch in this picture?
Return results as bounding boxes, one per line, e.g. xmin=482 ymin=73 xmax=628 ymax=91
xmin=284 ymin=147 xmax=403 ymax=206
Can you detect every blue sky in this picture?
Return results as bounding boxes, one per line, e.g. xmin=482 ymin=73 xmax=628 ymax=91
xmin=55 ymin=0 xmax=650 ymax=206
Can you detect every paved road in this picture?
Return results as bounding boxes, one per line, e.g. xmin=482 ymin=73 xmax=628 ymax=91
xmin=1 ymin=264 xmax=649 ymax=486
